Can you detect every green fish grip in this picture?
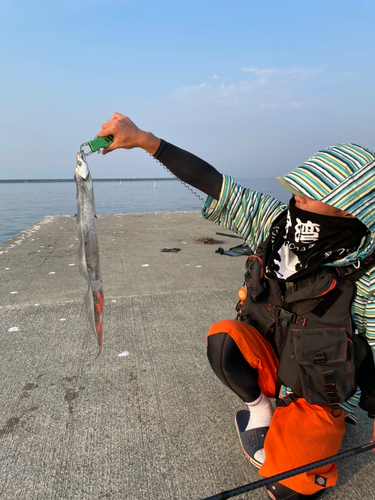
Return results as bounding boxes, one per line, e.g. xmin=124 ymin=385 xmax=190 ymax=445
xmin=88 ymin=135 xmax=114 ymax=153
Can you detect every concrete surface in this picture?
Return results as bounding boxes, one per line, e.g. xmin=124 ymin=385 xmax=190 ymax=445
xmin=0 ymin=211 xmax=374 ymax=500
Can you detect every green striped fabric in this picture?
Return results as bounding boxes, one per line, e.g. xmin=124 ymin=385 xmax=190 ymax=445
xmin=202 ymin=174 xmax=287 ymax=253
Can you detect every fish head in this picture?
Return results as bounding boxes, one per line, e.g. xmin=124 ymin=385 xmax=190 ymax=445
xmin=75 ymin=152 xmax=90 ymax=180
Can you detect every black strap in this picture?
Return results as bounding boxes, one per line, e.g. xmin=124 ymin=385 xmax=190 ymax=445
xmin=285 ymin=252 xmax=375 ymax=292
xmin=322 ymin=370 xmax=342 ymax=417
xmin=275 ymin=393 xmax=300 ymax=408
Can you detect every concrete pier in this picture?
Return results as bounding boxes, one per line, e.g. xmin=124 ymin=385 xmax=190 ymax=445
xmin=0 ymin=211 xmax=374 ymax=499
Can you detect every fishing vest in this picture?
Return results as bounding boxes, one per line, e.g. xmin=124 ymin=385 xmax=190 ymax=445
xmin=236 ymin=224 xmax=375 ymax=416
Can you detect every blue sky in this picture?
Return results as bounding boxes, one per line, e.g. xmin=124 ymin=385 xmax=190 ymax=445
xmin=1 ymin=0 xmax=375 ymax=179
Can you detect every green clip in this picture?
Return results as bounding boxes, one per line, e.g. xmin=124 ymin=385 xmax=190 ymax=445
xmin=88 ymin=135 xmax=114 ymax=153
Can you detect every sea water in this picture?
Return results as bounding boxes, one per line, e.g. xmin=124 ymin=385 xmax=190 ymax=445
xmin=0 ymin=177 xmax=288 ymax=244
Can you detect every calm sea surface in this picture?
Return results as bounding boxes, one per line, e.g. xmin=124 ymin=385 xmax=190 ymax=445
xmin=0 ymin=177 xmax=288 ymax=244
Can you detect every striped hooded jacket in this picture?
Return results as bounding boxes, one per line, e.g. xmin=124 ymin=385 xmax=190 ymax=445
xmin=202 ymin=143 xmax=375 ymax=415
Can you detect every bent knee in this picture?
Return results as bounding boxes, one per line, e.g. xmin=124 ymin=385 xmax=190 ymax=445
xmin=206 ymin=331 xmax=235 ymax=368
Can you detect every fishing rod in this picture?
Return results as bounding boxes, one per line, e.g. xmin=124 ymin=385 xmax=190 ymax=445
xmin=216 ymin=232 xmax=244 ymax=240
xmin=201 ymin=441 xmax=375 ymax=500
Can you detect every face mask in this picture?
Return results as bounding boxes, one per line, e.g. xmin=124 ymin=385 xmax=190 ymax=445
xmin=266 ymin=197 xmax=368 ymax=281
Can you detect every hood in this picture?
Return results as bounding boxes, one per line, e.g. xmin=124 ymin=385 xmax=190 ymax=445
xmin=277 ymin=143 xmax=375 ymax=263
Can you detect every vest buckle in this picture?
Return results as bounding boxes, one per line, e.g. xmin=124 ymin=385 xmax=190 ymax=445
xmin=276 ymin=307 xmax=297 ymax=324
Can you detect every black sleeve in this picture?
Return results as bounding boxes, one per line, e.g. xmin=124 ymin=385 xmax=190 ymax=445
xmin=153 ymin=140 xmax=223 ymax=200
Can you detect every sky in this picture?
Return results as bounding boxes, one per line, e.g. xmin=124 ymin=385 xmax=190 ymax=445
xmin=1 ymin=0 xmax=375 ymax=180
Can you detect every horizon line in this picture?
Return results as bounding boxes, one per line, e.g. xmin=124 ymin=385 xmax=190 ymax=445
xmin=0 ymin=177 xmax=177 ymax=183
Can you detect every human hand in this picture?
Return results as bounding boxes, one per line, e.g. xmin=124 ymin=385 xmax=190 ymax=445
xmin=96 ymin=113 xmax=160 ymax=155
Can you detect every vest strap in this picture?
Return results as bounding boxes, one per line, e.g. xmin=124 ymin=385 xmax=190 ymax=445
xmin=323 ymin=369 xmax=342 ymax=417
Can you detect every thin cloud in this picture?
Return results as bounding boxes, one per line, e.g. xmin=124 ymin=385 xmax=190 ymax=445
xmin=173 ymin=66 xmax=320 ymax=109
xmin=242 ymin=67 xmax=321 ymax=82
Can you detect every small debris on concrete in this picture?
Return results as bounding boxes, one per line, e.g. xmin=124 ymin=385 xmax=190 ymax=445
xmin=118 ymin=351 xmax=129 ymax=357
xmin=161 ymin=248 xmax=181 ymax=253
xmin=194 ymin=237 xmax=223 ymax=245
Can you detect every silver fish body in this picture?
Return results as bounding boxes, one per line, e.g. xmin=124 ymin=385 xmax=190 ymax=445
xmin=74 ymin=151 xmax=103 ymax=355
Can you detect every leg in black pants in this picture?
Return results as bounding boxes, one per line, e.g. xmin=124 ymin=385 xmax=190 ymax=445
xmin=207 ymin=332 xmax=261 ymax=402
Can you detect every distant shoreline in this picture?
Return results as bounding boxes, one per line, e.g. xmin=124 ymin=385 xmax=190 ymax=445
xmin=0 ymin=178 xmax=177 ymax=183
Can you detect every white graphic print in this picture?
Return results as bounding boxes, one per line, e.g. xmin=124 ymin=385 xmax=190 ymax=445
xmin=285 ymin=212 xmax=292 ymax=235
xmin=295 ymin=218 xmax=320 ymax=243
xmin=273 ymin=243 xmax=301 ymax=279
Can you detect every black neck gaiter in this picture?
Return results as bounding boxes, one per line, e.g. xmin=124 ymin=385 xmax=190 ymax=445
xmin=266 ymin=197 xmax=368 ymax=281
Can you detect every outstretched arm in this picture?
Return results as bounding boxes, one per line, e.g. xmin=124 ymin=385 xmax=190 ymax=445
xmin=96 ymin=113 xmax=223 ymax=199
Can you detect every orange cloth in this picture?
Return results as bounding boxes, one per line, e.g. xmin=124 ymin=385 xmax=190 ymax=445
xmin=207 ymin=320 xmax=278 ymax=398
xmin=207 ymin=319 xmax=347 ymax=496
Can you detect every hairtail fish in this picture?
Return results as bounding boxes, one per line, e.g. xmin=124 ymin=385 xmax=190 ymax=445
xmin=74 ymin=150 xmax=103 ymax=356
